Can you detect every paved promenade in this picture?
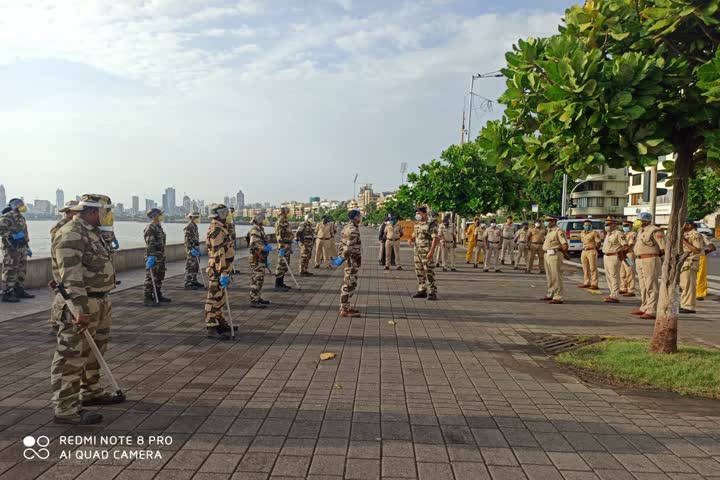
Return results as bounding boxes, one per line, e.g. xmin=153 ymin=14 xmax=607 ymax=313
xmin=0 ymin=229 xmax=719 ymax=480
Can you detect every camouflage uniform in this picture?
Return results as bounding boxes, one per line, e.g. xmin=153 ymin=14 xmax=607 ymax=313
xmin=49 ymin=216 xmax=74 ymax=326
xmin=184 ymin=220 xmax=200 ymax=287
xmin=295 ymin=219 xmax=315 ymax=274
xmin=339 ymin=222 xmax=362 ymax=311
xmin=413 ymin=219 xmax=439 ymax=295
xmin=143 ymin=222 xmax=166 ymax=300
xmin=0 ymin=209 xmax=30 ymax=294
xmin=226 ymin=212 xmax=237 ymax=272
xmin=51 ymin=214 xmax=116 ymax=417
xmin=248 ymin=223 xmax=269 ymax=302
xmin=275 ymin=215 xmax=293 ymax=280
xmin=205 ymin=218 xmax=232 ymax=328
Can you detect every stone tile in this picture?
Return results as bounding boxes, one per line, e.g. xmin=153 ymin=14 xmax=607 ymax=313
xmin=382 ymin=457 xmax=417 ymax=478
xmin=416 ymin=462 xmax=453 ymax=480
xmin=271 ymin=455 xmax=311 ymax=477
xmin=308 ymin=455 xmax=345 ymax=476
xmin=345 ymin=458 xmax=380 ymax=480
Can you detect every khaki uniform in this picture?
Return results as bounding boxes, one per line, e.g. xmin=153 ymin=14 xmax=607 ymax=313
xmin=143 ymin=223 xmax=166 ymax=299
xmin=513 ymin=228 xmax=530 ymax=269
xmin=49 ymin=217 xmax=73 ymax=326
xmin=543 ymin=226 xmax=568 ymax=301
xmin=183 ymin=220 xmax=200 ymax=287
xmin=696 ymin=234 xmax=712 ymax=299
xmin=339 ymin=223 xmax=362 ymax=310
xmin=483 ymin=226 xmax=502 ymax=271
xmin=438 ymin=223 xmax=456 ymax=269
xmin=580 ymin=230 xmax=602 ymax=287
xmin=275 ymin=217 xmax=293 ymax=279
xmin=248 ymin=224 xmax=268 ymax=302
xmin=633 ymin=225 xmax=665 ymax=315
xmin=295 ymin=220 xmax=315 ymax=273
xmin=602 ymin=229 xmax=627 ymax=299
xmin=51 ymin=216 xmax=115 ymax=417
xmin=681 ymin=229 xmax=704 ymax=311
xmin=621 ymin=230 xmax=637 ymax=294
xmin=315 ymin=222 xmax=336 ymax=267
xmin=0 ymin=210 xmax=29 ymax=292
xmin=500 ymin=223 xmax=517 ymax=264
xmin=526 ymin=226 xmax=546 ymax=273
xmin=473 ymin=225 xmax=487 ymax=265
xmin=414 ymin=220 xmax=439 ymax=294
xmin=384 ymin=223 xmax=403 ymax=268
xmin=205 ymin=219 xmax=232 ymax=328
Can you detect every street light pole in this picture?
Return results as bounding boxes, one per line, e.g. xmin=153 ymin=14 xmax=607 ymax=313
xmin=466 ymin=71 xmax=503 ymax=143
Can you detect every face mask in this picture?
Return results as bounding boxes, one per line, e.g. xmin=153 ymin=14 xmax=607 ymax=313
xmin=543 ymin=221 xmax=550 ymax=227
xmin=415 ymin=214 xmax=422 ymax=221
xmin=535 ymin=223 xmax=541 ymax=227
xmin=490 ymin=223 xmax=496 ymax=227
xmin=227 ymin=212 xmax=234 ymax=221
xmin=622 ymin=226 xmax=630 ymax=232
xmin=604 ymin=226 xmax=611 ymax=232
xmin=18 ymin=205 xmax=28 ymax=213
xmin=523 ymin=226 xmax=528 ymax=230
xmin=193 ymin=218 xmax=200 ymax=224
xmin=262 ymin=219 xmax=269 ymax=225
xmin=583 ymin=225 xmax=591 ymax=231
xmin=100 ymin=210 xmax=114 ymax=227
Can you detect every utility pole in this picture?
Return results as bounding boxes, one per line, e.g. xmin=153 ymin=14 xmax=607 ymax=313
xmin=460 ymin=110 xmax=466 ymax=145
xmin=353 ymin=173 xmax=358 ymax=201
xmin=400 ymin=163 xmax=407 ymax=185
xmin=466 ymin=71 xmax=503 ymax=143
xmin=561 ymin=174 xmax=568 ymax=217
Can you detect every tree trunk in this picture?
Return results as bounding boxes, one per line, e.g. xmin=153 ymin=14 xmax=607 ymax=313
xmin=648 ymin=141 xmax=693 ymax=354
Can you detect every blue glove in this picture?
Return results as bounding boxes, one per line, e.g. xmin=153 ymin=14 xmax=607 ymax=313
xmin=146 ymin=256 xmax=156 ymax=269
xmin=265 ymin=259 xmax=271 ymax=269
xmin=219 ymin=274 xmax=230 ymax=288
xmin=112 ymin=239 xmax=119 ymax=250
xmin=263 ymin=244 xmax=272 ymax=253
xmin=279 ymin=248 xmax=286 ymax=257
xmin=293 ymin=240 xmax=299 ymax=246
xmin=331 ymin=256 xmax=345 ymax=267
xmin=26 ymin=248 xmax=32 ymax=257
xmin=191 ymin=248 xmax=200 ymax=257
xmin=12 ymin=232 xmax=25 ymax=241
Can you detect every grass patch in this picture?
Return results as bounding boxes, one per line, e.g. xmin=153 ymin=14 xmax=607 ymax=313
xmin=555 ymin=339 xmax=720 ymax=398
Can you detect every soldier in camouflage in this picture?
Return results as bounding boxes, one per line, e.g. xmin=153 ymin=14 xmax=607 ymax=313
xmin=99 ymin=207 xmax=120 ymax=286
xmin=205 ymin=204 xmax=234 ymax=340
xmin=49 ymin=200 xmax=79 ymax=329
xmin=409 ymin=206 xmax=439 ymax=300
xmin=143 ymin=208 xmax=170 ymax=306
xmin=338 ymin=209 xmax=363 ymax=317
xmin=226 ymin=207 xmax=237 ymax=275
xmin=274 ymin=206 xmax=294 ymax=291
xmin=295 ymin=213 xmax=315 ymax=276
xmin=0 ymin=198 xmax=34 ymax=302
xmin=51 ymin=194 xmax=125 ymax=426
xmin=248 ymin=213 xmax=272 ymax=308
xmin=184 ymin=211 xmax=204 ymax=290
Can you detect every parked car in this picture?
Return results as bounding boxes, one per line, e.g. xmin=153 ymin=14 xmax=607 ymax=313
xmin=694 ymin=221 xmax=714 ymax=238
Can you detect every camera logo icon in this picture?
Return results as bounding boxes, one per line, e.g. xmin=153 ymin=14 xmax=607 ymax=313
xmin=22 ymin=436 xmax=50 ymax=460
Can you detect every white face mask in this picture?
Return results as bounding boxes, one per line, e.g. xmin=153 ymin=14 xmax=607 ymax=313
xmin=623 ymin=226 xmax=630 ymax=232
xmin=535 ymin=223 xmax=541 ymax=227
xmin=490 ymin=223 xmax=496 ymax=228
xmin=604 ymin=226 xmax=611 ymax=232
xmin=415 ymin=214 xmax=423 ymax=221
xmin=543 ymin=221 xmax=549 ymax=227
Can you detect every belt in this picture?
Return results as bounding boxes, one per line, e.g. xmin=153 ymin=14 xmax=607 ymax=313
xmin=503 ymin=237 xmax=514 ymax=240
xmin=531 ymin=242 xmax=543 ymax=244
xmin=320 ymin=237 xmax=331 ymax=240
xmin=638 ymin=253 xmax=660 ymax=259
xmin=583 ymin=247 xmax=597 ymax=251
xmin=488 ymin=241 xmax=499 ymax=244
xmin=87 ymin=292 xmax=108 ymax=298
xmin=517 ymin=241 xmax=526 ymax=244
xmin=604 ymin=252 xmax=619 ymax=256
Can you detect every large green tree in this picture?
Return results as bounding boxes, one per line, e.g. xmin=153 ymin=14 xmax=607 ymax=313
xmin=485 ymin=0 xmax=720 ymax=352
xmin=688 ymin=170 xmax=720 ymax=220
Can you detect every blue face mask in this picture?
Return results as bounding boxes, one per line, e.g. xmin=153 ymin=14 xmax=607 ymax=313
xmin=623 ymin=226 xmax=630 ymax=232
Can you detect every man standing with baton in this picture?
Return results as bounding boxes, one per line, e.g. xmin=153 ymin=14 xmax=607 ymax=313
xmin=204 ymin=204 xmax=235 ymax=340
xmin=274 ymin=206 xmax=294 ymax=291
xmin=50 ymin=194 xmax=125 ymax=425
xmin=143 ymin=208 xmax=170 ymax=306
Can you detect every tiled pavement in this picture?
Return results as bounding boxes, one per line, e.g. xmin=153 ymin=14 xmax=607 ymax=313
xmin=0 ymin=229 xmax=719 ymax=480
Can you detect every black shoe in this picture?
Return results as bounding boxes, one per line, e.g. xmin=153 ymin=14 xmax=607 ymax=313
xmin=451 ymin=268 xmax=457 ymax=272
xmin=143 ymin=297 xmax=159 ymax=307
xmin=1 ymin=291 xmax=19 ymax=303
xmin=258 ymin=299 xmax=271 ymax=305
xmin=412 ymin=291 xmax=428 ymax=299
xmin=193 ymin=281 xmax=205 ymax=288
xmin=14 ymin=287 xmax=34 ymax=299
xmin=207 ymin=327 xmax=230 ymax=340
xmin=115 ymin=280 xmax=122 ymax=285
xmin=314 ymin=264 xmax=320 ymax=269
xmin=428 ymin=293 xmax=437 ymax=301
xmin=157 ymin=294 xmax=172 ymax=303
xmin=54 ymin=410 xmax=103 ymax=425
xmin=184 ymin=284 xmax=197 ymax=290
xmin=251 ymin=301 xmax=267 ymax=309
xmin=81 ymin=392 xmax=126 ymax=407
xmin=274 ymin=278 xmax=290 ymax=291
xmin=495 ymin=269 xmax=502 ymax=273
xmin=679 ymin=308 xmax=696 ymax=314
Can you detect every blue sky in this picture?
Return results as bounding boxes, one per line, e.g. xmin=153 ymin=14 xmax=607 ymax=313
xmin=0 ymin=0 xmax=578 ymax=206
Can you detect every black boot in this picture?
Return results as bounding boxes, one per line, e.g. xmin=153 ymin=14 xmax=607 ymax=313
xmin=412 ymin=291 xmax=428 ymax=299
xmin=193 ymin=281 xmax=205 ymax=288
xmin=2 ymin=289 xmax=19 ymax=303
xmin=274 ymin=277 xmax=291 ymax=291
xmin=157 ymin=292 xmax=172 ymax=303
xmin=207 ymin=326 xmax=230 ymax=340
xmin=143 ymin=296 xmax=159 ymax=307
xmin=14 ymin=287 xmax=34 ymax=299
xmin=258 ymin=299 xmax=271 ymax=305
xmin=250 ymin=301 xmax=267 ymax=309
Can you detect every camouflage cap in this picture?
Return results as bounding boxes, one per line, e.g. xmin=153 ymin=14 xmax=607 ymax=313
xmin=59 ymin=200 xmax=79 ymax=213
xmin=208 ymin=203 xmax=228 ymax=218
xmin=187 ymin=211 xmax=200 ymax=218
xmin=146 ymin=207 xmax=163 ymax=218
xmin=280 ymin=206 xmax=290 ymax=215
xmin=253 ymin=212 xmax=266 ymax=223
xmin=71 ymin=194 xmax=113 ymax=211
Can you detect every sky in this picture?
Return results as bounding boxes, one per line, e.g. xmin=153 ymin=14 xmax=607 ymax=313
xmin=0 ymin=0 xmax=578 ymax=207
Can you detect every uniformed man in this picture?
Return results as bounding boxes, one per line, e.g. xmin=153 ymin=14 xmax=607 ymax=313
xmin=226 ymin=207 xmax=237 ymax=275
xmin=541 ymin=215 xmax=568 ymax=304
xmin=248 ymin=213 xmax=272 ymax=308
xmin=500 ymin=216 xmax=517 ymax=265
xmin=0 ymin=198 xmax=34 ymax=302
xmin=183 ymin=211 xmax=203 ymax=290
xmin=680 ymin=220 xmax=703 ymax=314
xmin=275 ymin=206 xmax=294 ymax=291
xmin=465 ymin=218 xmax=479 ymax=264
xmin=438 ymin=214 xmax=457 ymax=272
xmin=51 ymin=194 xmax=125 ymax=425
xmin=483 ymin=220 xmax=503 ymax=273
xmin=601 ymin=217 xmax=628 ymax=303
xmin=579 ymin=219 xmax=601 ymax=289
xmin=631 ymin=211 xmax=665 ymax=320
xmin=526 ymin=220 xmax=546 ymax=274
xmin=315 ymin=216 xmax=335 ymax=268
xmin=205 ymin=204 xmax=234 ymax=339
xmin=143 ymin=208 xmax=170 ymax=306
xmin=48 ymin=200 xmax=79 ymax=328
xmin=473 ymin=222 xmax=487 ymax=268
xmin=384 ymin=215 xmax=403 ymax=271
xmin=696 ymin=233 xmax=716 ymax=301
xmin=409 ymin=206 xmax=439 ymax=300
xmin=513 ymin=222 xmax=530 ymax=270
xmin=338 ymin=209 xmax=363 ymax=317
xmin=619 ymin=220 xmax=637 ymax=296
xmin=295 ymin=214 xmax=315 ymax=276
xmin=99 ymin=214 xmax=120 ymax=286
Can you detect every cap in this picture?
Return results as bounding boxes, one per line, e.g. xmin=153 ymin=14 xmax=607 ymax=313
xmin=415 ymin=206 xmax=428 ymax=213
xmin=348 ymin=209 xmax=362 ymax=220
xmin=521 ymin=221 xmax=528 ymax=226
xmin=443 ymin=214 xmax=451 ymax=221
xmin=253 ymin=212 xmax=266 ymax=223
xmin=59 ymin=200 xmax=79 ymax=213
xmin=146 ymin=207 xmax=163 ymax=218
xmin=280 ymin=206 xmax=290 ymax=215
xmin=544 ymin=214 xmax=559 ymax=221
xmin=622 ymin=220 xmax=632 ymax=225
xmin=583 ymin=219 xmax=592 ymax=223
xmin=8 ymin=198 xmax=24 ymax=209
xmin=639 ymin=212 xmax=653 ymax=221
xmin=685 ymin=218 xmax=696 ymax=224
xmin=208 ymin=203 xmax=228 ymax=219
xmin=187 ymin=211 xmax=200 ymax=218
xmin=72 ymin=194 xmax=113 ymax=211
xmin=605 ymin=216 xmax=616 ymax=224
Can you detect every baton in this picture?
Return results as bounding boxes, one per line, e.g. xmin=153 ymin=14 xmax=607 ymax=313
xmin=281 ymin=254 xmax=301 ymax=289
xmin=149 ymin=268 xmax=160 ymax=303
xmin=196 ymin=256 xmax=207 ymax=286
xmin=48 ymin=281 xmax=125 ymax=400
xmin=223 ymin=288 xmax=236 ymax=340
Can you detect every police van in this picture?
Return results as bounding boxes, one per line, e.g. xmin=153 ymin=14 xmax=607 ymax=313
xmin=557 ymin=218 xmax=605 ymax=253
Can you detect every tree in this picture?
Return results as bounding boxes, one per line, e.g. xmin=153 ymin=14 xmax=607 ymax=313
xmin=486 ymin=0 xmax=720 ymax=352
xmin=522 ymin=172 xmax=566 ymax=218
xmin=688 ymin=170 xmax=720 ymax=220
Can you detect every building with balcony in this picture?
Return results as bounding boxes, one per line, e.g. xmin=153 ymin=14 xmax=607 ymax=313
xmin=624 ymin=156 xmax=673 ymax=225
xmin=569 ymin=166 xmax=629 ymax=219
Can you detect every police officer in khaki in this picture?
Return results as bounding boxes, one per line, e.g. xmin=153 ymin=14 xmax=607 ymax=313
xmin=483 ymin=220 xmax=502 ymax=272
xmin=578 ymin=219 xmax=601 ymax=289
xmin=500 ymin=216 xmax=516 ymax=265
xmin=680 ymin=220 xmax=703 ymax=314
xmin=438 ymin=214 xmax=457 ymax=272
xmin=526 ymin=220 xmax=546 ymax=274
xmin=473 ymin=223 xmax=486 ymax=268
xmin=619 ymin=220 xmax=637 ymax=296
xmin=541 ymin=215 xmax=568 ymax=304
xmin=601 ymin=217 xmax=628 ymax=303
xmin=631 ymin=212 xmax=665 ymax=319
xmin=384 ymin=215 xmax=403 ymax=271
xmin=513 ymin=222 xmax=529 ymax=270
xmin=314 ymin=216 xmax=336 ymax=268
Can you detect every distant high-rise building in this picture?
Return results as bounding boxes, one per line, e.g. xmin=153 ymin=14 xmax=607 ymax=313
xmin=34 ymin=199 xmax=53 ymax=214
xmin=132 ymin=195 xmax=139 ymax=214
xmin=224 ymin=196 xmax=231 ymax=207
xmin=0 ymin=184 xmax=5 ymax=207
xmin=182 ymin=195 xmax=192 ymax=213
xmin=145 ymin=198 xmax=155 ymax=211
xmin=55 ymin=188 xmax=64 ymax=211
xmin=236 ymin=190 xmax=245 ymax=210
xmin=75 ymin=195 xmax=81 ymax=202
xmin=116 ymin=203 xmax=124 ymax=215
xmin=162 ymin=187 xmax=176 ymax=214
xmin=161 ymin=193 xmax=168 ymax=212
